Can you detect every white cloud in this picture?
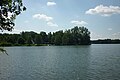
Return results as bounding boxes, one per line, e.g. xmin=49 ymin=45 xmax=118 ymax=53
xmin=47 ymin=2 xmax=56 ymax=6
xmin=33 ymin=14 xmax=53 ymax=21
xmin=71 ymin=20 xmax=88 ymax=26
xmin=86 ymin=5 xmax=120 ymax=16
xmin=33 ymin=13 xmax=58 ymax=27
xmin=47 ymin=22 xmax=58 ymax=27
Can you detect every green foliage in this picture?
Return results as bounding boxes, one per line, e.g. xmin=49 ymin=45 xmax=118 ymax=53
xmin=40 ymin=31 xmax=48 ymax=44
xmin=0 ymin=0 xmax=26 ymax=31
xmin=54 ymin=30 xmax=63 ymax=45
xmin=91 ymin=39 xmax=120 ymax=44
xmin=17 ymin=37 xmax=25 ymax=44
xmin=62 ymin=32 xmax=70 ymax=45
xmin=0 ymin=42 xmax=12 ymax=46
xmin=47 ymin=32 xmax=52 ymax=44
xmin=26 ymin=37 xmax=33 ymax=44
xmin=35 ymin=34 xmax=42 ymax=44
xmin=0 ymin=26 xmax=91 ymax=46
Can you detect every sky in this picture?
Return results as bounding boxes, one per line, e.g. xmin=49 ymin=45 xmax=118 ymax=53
xmin=3 ymin=0 xmax=120 ymax=40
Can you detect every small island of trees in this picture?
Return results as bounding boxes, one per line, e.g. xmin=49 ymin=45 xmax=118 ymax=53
xmin=91 ymin=39 xmax=120 ymax=44
xmin=0 ymin=26 xmax=91 ymax=46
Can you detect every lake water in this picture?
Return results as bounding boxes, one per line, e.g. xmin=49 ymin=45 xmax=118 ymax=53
xmin=0 ymin=44 xmax=120 ymax=80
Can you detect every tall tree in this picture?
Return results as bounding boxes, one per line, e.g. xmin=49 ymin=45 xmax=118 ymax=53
xmin=0 ymin=0 xmax=26 ymax=53
xmin=35 ymin=34 xmax=42 ymax=44
xmin=47 ymin=32 xmax=52 ymax=44
xmin=80 ymin=27 xmax=91 ymax=44
xmin=17 ymin=37 xmax=25 ymax=44
xmin=54 ymin=30 xmax=63 ymax=45
xmin=40 ymin=31 xmax=48 ymax=44
xmin=71 ymin=26 xmax=80 ymax=44
xmin=62 ymin=30 xmax=71 ymax=45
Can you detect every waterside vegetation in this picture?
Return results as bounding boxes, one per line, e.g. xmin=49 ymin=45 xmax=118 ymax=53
xmin=0 ymin=26 xmax=91 ymax=46
xmin=91 ymin=39 xmax=120 ymax=44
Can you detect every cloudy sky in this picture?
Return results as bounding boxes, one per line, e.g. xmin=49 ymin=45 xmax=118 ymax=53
xmin=5 ymin=0 xmax=120 ymax=40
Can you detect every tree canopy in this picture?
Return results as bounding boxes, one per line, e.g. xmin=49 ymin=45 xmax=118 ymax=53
xmin=0 ymin=0 xmax=26 ymax=31
xmin=0 ymin=26 xmax=91 ymax=46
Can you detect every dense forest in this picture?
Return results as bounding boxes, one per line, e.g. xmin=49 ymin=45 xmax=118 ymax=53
xmin=91 ymin=39 xmax=120 ymax=44
xmin=0 ymin=26 xmax=91 ymax=46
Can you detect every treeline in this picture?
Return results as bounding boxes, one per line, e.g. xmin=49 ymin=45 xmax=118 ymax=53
xmin=91 ymin=39 xmax=120 ymax=44
xmin=0 ymin=26 xmax=91 ymax=46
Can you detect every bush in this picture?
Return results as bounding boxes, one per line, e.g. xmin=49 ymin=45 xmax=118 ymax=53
xmin=0 ymin=42 xmax=12 ymax=46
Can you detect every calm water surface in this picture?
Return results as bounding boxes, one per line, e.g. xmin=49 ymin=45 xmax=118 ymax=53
xmin=0 ymin=44 xmax=120 ymax=80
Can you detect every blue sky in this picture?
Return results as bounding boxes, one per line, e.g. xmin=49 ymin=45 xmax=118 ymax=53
xmin=4 ymin=0 xmax=120 ymax=40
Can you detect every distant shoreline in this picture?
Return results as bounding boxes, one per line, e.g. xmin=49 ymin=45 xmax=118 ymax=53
xmin=0 ymin=42 xmax=120 ymax=47
xmin=91 ymin=39 xmax=120 ymax=44
xmin=1 ymin=39 xmax=120 ymax=47
xmin=0 ymin=43 xmax=91 ymax=47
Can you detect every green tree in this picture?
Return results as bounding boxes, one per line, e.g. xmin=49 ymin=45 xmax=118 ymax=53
xmin=47 ymin=32 xmax=52 ymax=44
xmin=0 ymin=0 xmax=26 ymax=31
xmin=17 ymin=37 xmax=25 ymax=44
xmin=7 ymin=34 xmax=20 ymax=44
xmin=70 ymin=26 xmax=90 ymax=45
xmin=26 ymin=36 xmax=33 ymax=44
xmin=35 ymin=34 xmax=42 ymax=44
xmin=0 ymin=0 xmax=26 ymax=53
xmin=51 ymin=33 xmax=55 ymax=45
xmin=0 ymin=26 xmax=91 ymax=46
xmin=40 ymin=31 xmax=48 ymax=44
xmin=71 ymin=26 xmax=80 ymax=44
xmin=80 ymin=27 xmax=91 ymax=44
xmin=62 ymin=30 xmax=71 ymax=45
xmin=54 ymin=30 xmax=63 ymax=45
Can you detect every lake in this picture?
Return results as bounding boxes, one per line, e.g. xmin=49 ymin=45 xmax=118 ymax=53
xmin=0 ymin=44 xmax=120 ymax=80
